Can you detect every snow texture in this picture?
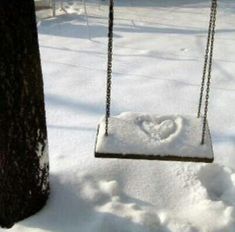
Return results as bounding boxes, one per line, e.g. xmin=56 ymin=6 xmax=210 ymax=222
xmin=2 ymin=0 xmax=235 ymax=231
xmin=36 ymin=135 xmax=49 ymax=191
xmin=96 ymin=113 xmax=213 ymax=159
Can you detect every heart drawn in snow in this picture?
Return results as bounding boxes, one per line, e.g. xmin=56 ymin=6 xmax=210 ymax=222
xmin=140 ymin=119 xmax=177 ymax=141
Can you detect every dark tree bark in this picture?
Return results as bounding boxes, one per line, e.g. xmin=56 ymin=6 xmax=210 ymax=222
xmin=0 ymin=0 xmax=49 ymax=228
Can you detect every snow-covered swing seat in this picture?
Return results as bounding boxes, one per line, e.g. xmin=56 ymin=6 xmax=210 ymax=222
xmin=95 ymin=0 xmax=218 ymax=163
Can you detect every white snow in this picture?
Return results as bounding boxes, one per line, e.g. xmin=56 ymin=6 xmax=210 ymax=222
xmin=2 ymin=0 xmax=235 ymax=232
xmin=95 ymin=113 xmax=213 ymax=160
xmin=36 ymin=136 xmax=49 ymax=190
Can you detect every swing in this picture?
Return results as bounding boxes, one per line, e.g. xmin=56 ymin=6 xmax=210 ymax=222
xmin=95 ymin=0 xmax=217 ymax=163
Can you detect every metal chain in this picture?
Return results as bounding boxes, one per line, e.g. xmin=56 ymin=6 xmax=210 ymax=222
xmin=201 ymin=0 xmax=217 ymax=144
xmin=105 ymin=0 xmax=114 ymax=136
xmin=197 ymin=0 xmax=217 ymax=118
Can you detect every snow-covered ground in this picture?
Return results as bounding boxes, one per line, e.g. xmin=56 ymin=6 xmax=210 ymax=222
xmin=2 ymin=0 xmax=235 ymax=231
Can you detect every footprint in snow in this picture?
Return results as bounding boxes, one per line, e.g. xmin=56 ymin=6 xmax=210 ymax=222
xmin=80 ymin=177 xmax=120 ymax=205
xmin=180 ymin=48 xmax=189 ymax=52
xmin=80 ymin=177 xmax=163 ymax=230
xmin=197 ymin=164 xmax=235 ymax=205
xmin=97 ymin=196 xmax=161 ymax=230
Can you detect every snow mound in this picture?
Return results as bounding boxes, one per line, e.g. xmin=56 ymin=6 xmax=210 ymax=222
xmin=80 ymin=178 xmax=119 ymax=204
xmin=79 ymin=176 xmax=168 ymax=232
xmin=91 ymin=180 xmax=167 ymax=231
xmin=166 ymin=220 xmax=199 ymax=232
xmin=97 ymin=196 xmax=161 ymax=229
xmin=177 ymin=164 xmax=235 ymax=231
xmin=78 ymin=170 xmax=235 ymax=232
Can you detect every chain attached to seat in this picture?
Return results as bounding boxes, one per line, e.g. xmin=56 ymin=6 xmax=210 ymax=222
xmin=197 ymin=0 xmax=218 ymax=144
xmin=105 ymin=0 xmax=114 ymax=136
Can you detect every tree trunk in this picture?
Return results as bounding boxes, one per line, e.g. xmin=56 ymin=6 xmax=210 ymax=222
xmin=0 ymin=0 xmax=49 ymax=228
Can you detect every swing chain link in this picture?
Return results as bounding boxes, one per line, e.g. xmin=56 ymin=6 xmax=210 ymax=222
xmin=197 ymin=0 xmax=216 ymax=118
xmin=200 ymin=0 xmax=218 ymax=144
xmin=105 ymin=0 xmax=114 ymax=136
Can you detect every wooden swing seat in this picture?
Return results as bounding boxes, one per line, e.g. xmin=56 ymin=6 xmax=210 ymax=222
xmin=95 ymin=113 xmax=214 ymax=163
